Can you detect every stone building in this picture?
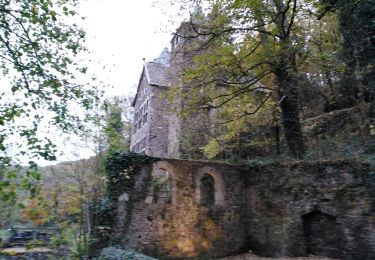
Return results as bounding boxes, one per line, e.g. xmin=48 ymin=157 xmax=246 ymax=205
xmin=130 ymin=6 xmax=212 ymax=159
xmin=130 ymin=48 xmax=173 ymax=158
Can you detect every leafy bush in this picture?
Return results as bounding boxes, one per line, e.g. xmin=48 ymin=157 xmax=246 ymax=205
xmin=98 ymin=247 xmax=157 ymax=260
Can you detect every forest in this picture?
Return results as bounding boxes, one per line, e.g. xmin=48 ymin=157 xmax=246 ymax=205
xmin=0 ymin=0 xmax=374 ymax=259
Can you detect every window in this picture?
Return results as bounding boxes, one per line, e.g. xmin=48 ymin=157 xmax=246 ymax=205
xmin=200 ymin=174 xmax=215 ymax=206
xmin=133 ymin=100 xmax=149 ymax=133
xmin=143 ymin=114 xmax=147 ymax=124
xmin=153 ymin=169 xmax=172 ymax=204
xmin=196 ymin=167 xmax=225 ymax=206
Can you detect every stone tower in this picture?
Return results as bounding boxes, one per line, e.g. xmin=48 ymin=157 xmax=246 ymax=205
xmin=131 ymin=3 xmax=213 ymax=159
xmin=168 ymin=4 xmax=214 ymax=159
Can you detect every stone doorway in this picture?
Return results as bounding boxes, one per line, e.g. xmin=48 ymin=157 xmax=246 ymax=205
xmin=302 ymin=210 xmax=343 ymax=258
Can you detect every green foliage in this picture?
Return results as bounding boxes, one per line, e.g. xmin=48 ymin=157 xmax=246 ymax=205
xmin=0 ymin=158 xmax=41 ymax=210
xmin=0 ymin=0 xmax=99 ymax=161
xmin=203 ymin=139 xmax=221 ymax=159
xmin=105 ymin=152 xmax=157 ymax=201
xmin=317 ymin=0 xmax=375 ymax=111
xmin=99 ymin=247 xmax=157 ymax=260
xmin=171 ymin=0 xmax=322 ymax=158
xmin=336 ymin=0 xmax=375 ymax=116
xmin=71 ymin=233 xmax=90 ymax=258
xmin=103 ymin=97 xmax=133 ymax=155
xmin=49 ymin=227 xmax=69 ymax=249
xmin=170 ymin=0 xmax=375 ymax=159
xmin=335 ymin=0 xmax=375 ymax=72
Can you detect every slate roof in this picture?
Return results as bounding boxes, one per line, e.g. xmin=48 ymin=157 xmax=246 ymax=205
xmin=144 ymin=62 xmax=169 ymax=87
xmin=131 ymin=49 xmax=171 ymax=107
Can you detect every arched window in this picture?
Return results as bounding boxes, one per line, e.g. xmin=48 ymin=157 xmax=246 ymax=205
xmin=153 ymin=169 xmax=172 ymax=204
xmin=196 ymin=166 xmax=225 ymax=206
xmin=200 ymin=174 xmax=215 ymax=206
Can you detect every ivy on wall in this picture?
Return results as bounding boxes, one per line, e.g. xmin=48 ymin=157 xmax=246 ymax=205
xmin=90 ymin=152 xmax=158 ymax=255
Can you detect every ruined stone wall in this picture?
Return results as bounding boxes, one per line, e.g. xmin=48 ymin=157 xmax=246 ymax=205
xmin=113 ymin=158 xmax=374 ymax=259
xmin=244 ymin=160 xmax=375 ymax=260
xmin=115 ymin=159 xmax=248 ymax=259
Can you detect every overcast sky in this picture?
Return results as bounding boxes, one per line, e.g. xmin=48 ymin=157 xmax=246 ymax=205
xmin=79 ymin=0 xmax=181 ymax=97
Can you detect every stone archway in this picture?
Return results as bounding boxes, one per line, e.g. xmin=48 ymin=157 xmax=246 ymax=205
xmin=196 ymin=166 xmax=225 ymax=206
xmin=302 ymin=210 xmax=343 ymax=258
xmin=151 ymin=161 xmax=177 ymax=204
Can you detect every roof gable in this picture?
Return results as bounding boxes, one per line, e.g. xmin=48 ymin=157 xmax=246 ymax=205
xmin=145 ymin=62 xmax=169 ymax=87
xmin=132 ymin=49 xmax=171 ymax=107
xmin=131 ymin=63 xmax=171 ymax=107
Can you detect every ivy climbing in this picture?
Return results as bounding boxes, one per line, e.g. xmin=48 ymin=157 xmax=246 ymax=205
xmin=90 ymin=152 xmax=158 ymax=255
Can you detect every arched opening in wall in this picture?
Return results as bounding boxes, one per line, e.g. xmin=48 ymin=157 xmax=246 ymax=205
xmin=200 ymin=174 xmax=215 ymax=206
xmin=152 ymin=168 xmax=172 ymax=204
xmin=302 ymin=210 xmax=343 ymax=258
xmin=196 ymin=166 xmax=225 ymax=206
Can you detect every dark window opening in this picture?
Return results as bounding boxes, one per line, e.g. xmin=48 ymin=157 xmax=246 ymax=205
xmin=303 ymin=210 xmax=343 ymax=258
xmin=200 ymin=174 xmax=215 ymax=206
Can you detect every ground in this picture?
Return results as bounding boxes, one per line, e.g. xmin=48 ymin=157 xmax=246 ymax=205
xmin=218 ymin=253 xmax=335 ymax=260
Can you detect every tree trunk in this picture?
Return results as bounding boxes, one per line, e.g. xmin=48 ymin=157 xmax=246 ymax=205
xmin=276 ymin=68 xmax=305 ymax=158
xmin=272 ymin=124 xmax=281 ymax=155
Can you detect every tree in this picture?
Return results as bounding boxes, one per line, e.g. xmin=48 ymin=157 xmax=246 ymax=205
xmin=103 ymin=97 xmax=133 ymax=155
xmin=318 ymin=0 xmax=375 ymax=112
xmin=20 ymin=196 xmax=53 ymax=226
xmin=172 ymin=0 xmax=313 ymax=158
xmin=0 ymin=0 xmax=98 ymax=162
xmin=300 ymin=11 xmax=346 ymax=113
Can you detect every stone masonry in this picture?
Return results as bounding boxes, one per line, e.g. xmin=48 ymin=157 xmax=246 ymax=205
xmin=113 ymin=158 xmax=375 ymax=259
xmin=130 ymin=6 xmax=214 ymax=160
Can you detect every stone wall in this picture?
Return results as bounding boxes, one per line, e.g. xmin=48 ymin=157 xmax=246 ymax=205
xmin=130 ymin=73 xmax=151 ymax=153
xmin=147 ymin=86 xmax=170 ymax=158
xmin=130 ymin=72 xmax=171 ymax=158
xmin=245 ymin=160 xmax=374 ymax=259
xmin=112 ymin=158 xmax=375 ymax=259
xmin=115 ymin=159 xmax=247 ymax=259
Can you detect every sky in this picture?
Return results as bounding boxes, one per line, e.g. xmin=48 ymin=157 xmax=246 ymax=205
xmin=79 ymin=0 xmax=181 ymax=97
